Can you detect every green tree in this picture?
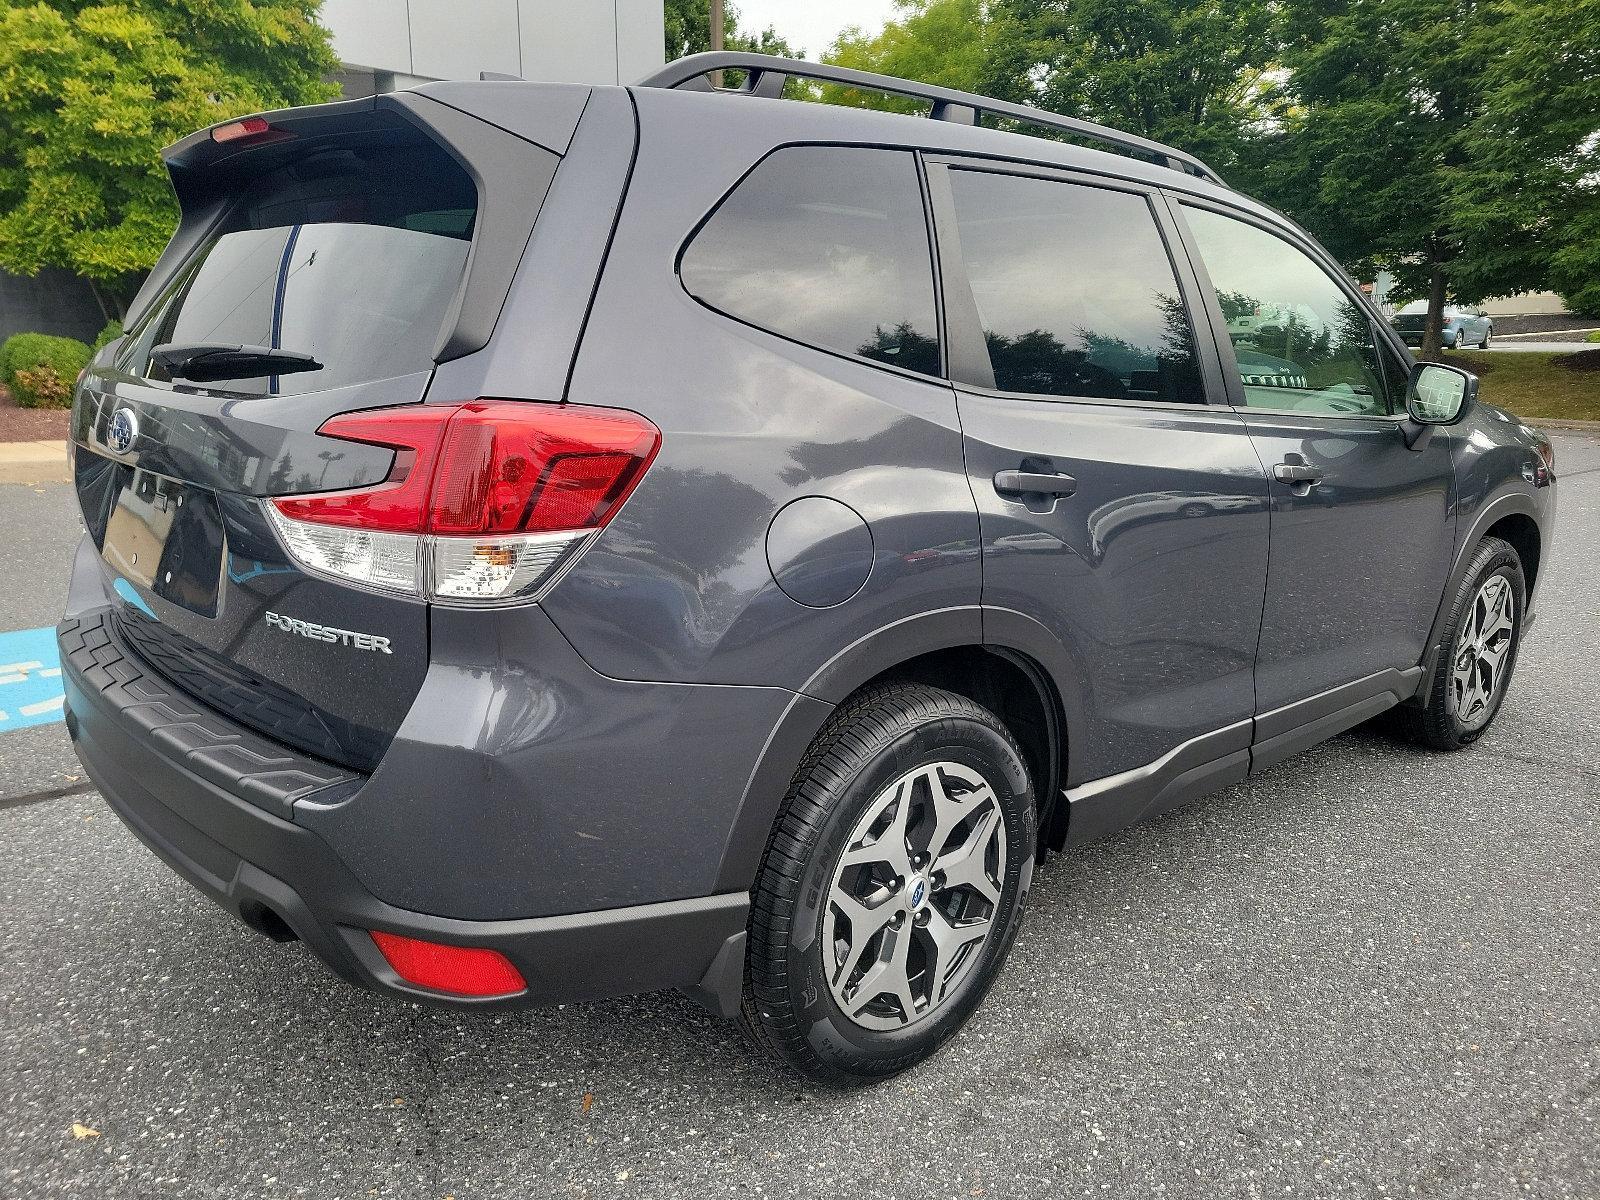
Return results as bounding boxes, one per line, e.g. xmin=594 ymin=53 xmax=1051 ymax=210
xmin=1261 ymin=0 xmax=1600 ymax=355
xmin=0 ymin=1 xmax=338 ymax=319
xmin=827 ymin=0 xmax=994 ymax=109
xmin=825 ymin=0 xmax=1275 ymax=172
xmin=663 ymin=0 xmax=802 ymax=62
xmin=987 ymin=0 xmax=1277 ymax=172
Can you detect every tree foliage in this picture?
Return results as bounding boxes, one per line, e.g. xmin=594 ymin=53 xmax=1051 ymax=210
xmin=826 ymin=0 xmax=1275 ymax=173
xmin=1262 ymin=0 xmax=1600 ymax=350
xmin=829 ymin=0 xmax=993 ymax=101
xmin=0 ymin=1 xmax=338 ymax=311
xmin=826 ymin=0 xmax=1600 ymax=345
xmin=663 ymin=0 xmax=802 ymax=61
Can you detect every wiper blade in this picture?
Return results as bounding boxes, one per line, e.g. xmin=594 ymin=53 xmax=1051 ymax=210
xmin=150 ymin=342 xmax=323 ymax=383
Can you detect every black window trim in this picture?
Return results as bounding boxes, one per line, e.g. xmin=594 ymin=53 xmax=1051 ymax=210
xmin=673 ymin=140 xmax=952 ymax=388
xmin=923 ymin=153 xmax=1233 ymax=413
xmin=1166 ymin=192 xmax=1415 ymax=423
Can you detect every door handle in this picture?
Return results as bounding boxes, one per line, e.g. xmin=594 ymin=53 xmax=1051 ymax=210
xmin=994 ymin=470 xmax=1078 ymax=497
xmin=1272 ymin=463 xmax=1323 ymax=487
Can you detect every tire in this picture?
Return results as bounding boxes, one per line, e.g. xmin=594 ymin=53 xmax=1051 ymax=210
xmin=1400 ymin=536 xmax=1526 ymax=750
xmin=1481 ymin=326 xmax=1492 ymax=349
xmin=741 ymin=682 xmax=1036 ymax=1085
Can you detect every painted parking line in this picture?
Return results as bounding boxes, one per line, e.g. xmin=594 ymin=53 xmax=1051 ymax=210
xmin=0 ymin=626 xmax=64 ymax=733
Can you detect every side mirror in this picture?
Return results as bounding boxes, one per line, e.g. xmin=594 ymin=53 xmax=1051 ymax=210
xmin=1403 ymin=361 xmax=1477 ymax=448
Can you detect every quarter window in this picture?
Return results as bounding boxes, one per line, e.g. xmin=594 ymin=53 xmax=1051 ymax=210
xmin=946 ymin=170 xmax=1204 ymax=403
xmin=1182 ymin=206 xmax=1389 ymax=416
xmin=680 ymin=146 xmax=940 ymax=377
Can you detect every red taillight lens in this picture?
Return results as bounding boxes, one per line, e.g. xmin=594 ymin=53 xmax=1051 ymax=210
xmin=369 ymin=931 xmax=526 ymax=998
xmin=427 ymin=403 xmax=661 ymax=534
xmin=273 ymin=406 xmax=452 ymax=532
xmin=272 ymin=401 xmax=660 ymax=535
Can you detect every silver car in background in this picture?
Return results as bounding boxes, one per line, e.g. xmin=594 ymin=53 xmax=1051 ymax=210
xmin=1392 ymin=300 xmax=1494 ymax=348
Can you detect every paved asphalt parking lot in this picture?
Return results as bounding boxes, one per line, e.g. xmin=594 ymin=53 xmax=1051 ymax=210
xmin=2 ymin=436 xmax=1596 ymax=1200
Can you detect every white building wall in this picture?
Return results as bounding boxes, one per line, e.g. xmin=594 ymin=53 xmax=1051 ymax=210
xmin=320 ymin=0 xmax=665 ymax=90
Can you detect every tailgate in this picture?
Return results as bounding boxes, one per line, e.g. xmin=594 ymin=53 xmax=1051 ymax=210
xmin=69 ymin=89 xmax=575 ymax=771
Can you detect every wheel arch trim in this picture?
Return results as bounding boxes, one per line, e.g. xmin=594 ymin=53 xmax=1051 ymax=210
xmin=711 ymin=606 xmax=1084 ymax=890
xmin=1415 ymin=488 xmax=1540 ymax=702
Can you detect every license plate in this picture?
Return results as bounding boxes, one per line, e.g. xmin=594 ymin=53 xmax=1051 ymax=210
xmin=102 ymin=469 xmax=225 ymax=617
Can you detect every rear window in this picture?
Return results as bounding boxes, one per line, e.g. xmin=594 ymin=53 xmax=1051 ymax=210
xmin=947 ymin=170 xmax=1204 ymax=403
xmin=120 ymin=138 xmax=477 ymax=396
xmin=680 ymin=145 xmax=941 ymax=377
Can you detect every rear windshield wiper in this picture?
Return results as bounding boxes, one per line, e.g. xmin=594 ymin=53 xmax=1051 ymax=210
xmin=150 ymin=342 xmax=323 ymax=383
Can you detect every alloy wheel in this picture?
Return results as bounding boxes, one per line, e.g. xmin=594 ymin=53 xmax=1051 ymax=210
xmin=1448 ymin=573 xmax=1516 ymax=730
xmin=822 ymin=762 xmax=1007 ymax=1031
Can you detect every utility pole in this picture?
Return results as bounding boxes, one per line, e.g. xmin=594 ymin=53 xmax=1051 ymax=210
xmin=710 ymin=0 xmax=724 ymax=88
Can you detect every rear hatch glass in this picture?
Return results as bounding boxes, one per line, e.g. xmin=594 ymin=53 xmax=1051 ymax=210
xmin=123 ymin=138 xmax=475 ymax=396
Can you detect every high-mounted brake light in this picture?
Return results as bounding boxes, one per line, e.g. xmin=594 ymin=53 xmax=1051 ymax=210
xmin=266 ymin=401 xmax=661 ymax=605
xmin=210 ymin=116 xmax=295 ymax=148
xmin=369 ymin=931 xmax=526 ymax=998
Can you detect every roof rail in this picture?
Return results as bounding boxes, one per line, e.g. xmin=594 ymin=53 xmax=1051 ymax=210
xmin=636 ymin=52 xmax=1224 ymax=186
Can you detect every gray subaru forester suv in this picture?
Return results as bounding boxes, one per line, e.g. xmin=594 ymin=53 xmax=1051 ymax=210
xmin=59 ymin=53 xmax=1556 ymax=1084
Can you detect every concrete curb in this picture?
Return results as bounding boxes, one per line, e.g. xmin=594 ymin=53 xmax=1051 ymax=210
xmin=0 ymin=439 xmax=71 ymax=485
xmin=1531 ymin=419 xmax=1600 ymax=434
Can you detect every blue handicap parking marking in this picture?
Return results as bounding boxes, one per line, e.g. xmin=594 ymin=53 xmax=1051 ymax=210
xmin=0 ymin=626 xmax=65 ymax=732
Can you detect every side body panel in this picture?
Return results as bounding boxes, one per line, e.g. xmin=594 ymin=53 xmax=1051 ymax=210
xmin=1235 ymin=411 xmax=1455 ymax=713
xmin=925 ymin=159 xmax=1271 ymax=785
xmin=957 ymin=398 xmax=1269 ymax=782
xmin=1163 ymin=195 xmax=1458 ymax=715
xmin=539 ymin=90 xmax=983 ymax=694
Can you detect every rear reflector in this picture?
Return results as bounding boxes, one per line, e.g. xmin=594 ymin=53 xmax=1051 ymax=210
xmin=266 ymin=400 xmax=660 ymax=605
xmin=369 ymin=931 xmax=526 ymax=998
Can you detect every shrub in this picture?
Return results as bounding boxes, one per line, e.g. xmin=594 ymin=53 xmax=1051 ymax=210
xmin=1586 ymin=329 xmax=1600 ymax=344
xmin=92 ymin=319 xmax=124 ymax=352
xmin=14 ymin=366 xmax=72 ymax=408
xmin=0 ymin=332 xmax=91 ymax=409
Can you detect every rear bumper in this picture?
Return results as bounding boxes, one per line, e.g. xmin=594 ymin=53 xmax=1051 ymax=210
xmin=60 ymin=606 xmax=748 ymax=1012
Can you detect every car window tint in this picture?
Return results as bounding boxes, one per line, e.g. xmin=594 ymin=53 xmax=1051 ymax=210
xmin=946 ymin=170 xmax=1204 ymax=403
xmin=1182 ymin=206 xmax=1388 ymax=416
xmin=120 ymin=137 xmax=480 ymax=397
xmin=680 ymin=146 xmax=940 ymax=377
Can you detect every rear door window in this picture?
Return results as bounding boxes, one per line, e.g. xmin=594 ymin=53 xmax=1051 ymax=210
xmin=945 ymin=170 xmax=1205 ymax=404
xmin=680 ymin=145 xmax=941 ymax=377
xmin=120 ymin=138 xmax=477 ymax=396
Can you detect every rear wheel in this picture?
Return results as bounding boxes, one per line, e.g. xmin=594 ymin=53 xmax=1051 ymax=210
xmin=741 ymin=683 xmax=1035 ymax=1085
xmin=1402 ymin=536 xmax=1525 ymax=749
xmin=1481 ymin=326 xmax=1492 ymax=349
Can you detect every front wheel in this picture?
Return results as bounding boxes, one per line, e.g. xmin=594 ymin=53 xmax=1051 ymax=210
xmin=741 ymin=683 xmax=1035 ymax=1085
xmin=1481 ymin=326 xmax=1492 ymax=349
xmin=1403 ymin=536 xmax=1526 ymax=749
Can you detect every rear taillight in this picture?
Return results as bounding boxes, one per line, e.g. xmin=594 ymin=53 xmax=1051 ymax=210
xmin=266 ymin=401 xmax=660 ymax=605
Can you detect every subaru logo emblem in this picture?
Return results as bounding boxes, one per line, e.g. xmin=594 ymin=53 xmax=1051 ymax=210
xmin=108 ymin=408 xmax=138 ymax=454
